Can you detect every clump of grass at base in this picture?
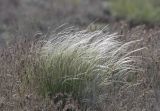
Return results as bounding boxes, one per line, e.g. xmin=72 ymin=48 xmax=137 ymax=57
xmin=108 ymin=0 xmax=160 ymax=24
xmin=25 ymin=27 xmax=143 ymax=110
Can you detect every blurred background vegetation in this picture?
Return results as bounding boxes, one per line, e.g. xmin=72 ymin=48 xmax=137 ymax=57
xmin=0 ymin=0 xmax=160 ymax=46
xmin=108 ymin=0 xmax=160 ymax=24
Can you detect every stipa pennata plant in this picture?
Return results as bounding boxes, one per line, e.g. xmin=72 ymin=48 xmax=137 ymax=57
xmin=25 ymin=27 xmax=144 ymax=110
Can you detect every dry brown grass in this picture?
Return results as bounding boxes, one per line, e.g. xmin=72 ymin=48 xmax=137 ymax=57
xmin=0 ymin=24 xmax=160 ymax=111
xmin=108 ymin=23 xmax=160 ymax=111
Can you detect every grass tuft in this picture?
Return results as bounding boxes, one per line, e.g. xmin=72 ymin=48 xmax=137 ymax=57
xmin=24 ymin=27 xmax=143 ymax=110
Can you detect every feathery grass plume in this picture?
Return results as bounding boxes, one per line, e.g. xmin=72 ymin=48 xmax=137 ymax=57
xmin=27 ymin=27 xmax=143 ymax=110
